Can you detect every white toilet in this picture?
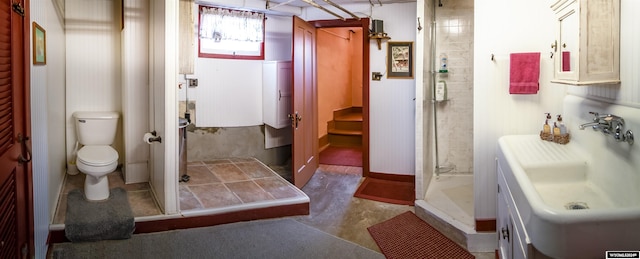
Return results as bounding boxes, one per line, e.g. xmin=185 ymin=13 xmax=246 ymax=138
xmin=73 ymin=111 xmax=120 ymax=201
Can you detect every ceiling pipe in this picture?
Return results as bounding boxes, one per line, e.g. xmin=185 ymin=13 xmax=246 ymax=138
xmin=322 ymin=0 xmax=360 ymax=20
xmin=366 ymin=0 xmax=382 ymax=7
xmin=267 ymin=0 xmax=299 ymax=9
xmin=301 ymin=0 xmax=346 ymax=21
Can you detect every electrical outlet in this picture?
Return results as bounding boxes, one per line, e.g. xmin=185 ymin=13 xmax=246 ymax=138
xmin=372 ymin=72 xmax=382 ymax=81
xmin=187 ymin=78 xmax=198 ymax=87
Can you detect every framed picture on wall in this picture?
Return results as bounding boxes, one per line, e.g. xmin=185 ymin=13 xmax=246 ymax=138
xmin=387 ymin=41 xmax=413 ymax=79
xmin=32 ymin=22 xmax=46 ymax=65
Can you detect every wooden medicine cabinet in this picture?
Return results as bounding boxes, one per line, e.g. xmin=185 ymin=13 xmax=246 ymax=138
xmin=550 ymin=0 xmax=620 ymax=85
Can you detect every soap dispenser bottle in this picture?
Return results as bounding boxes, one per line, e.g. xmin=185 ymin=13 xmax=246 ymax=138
xmin=553 ymin=121 xmax=561 ymax=136
xmin=439 ymin=53 xmax=448 ymax=73
xmin=557 ymin=115 xmax=567 ymax=134
xmin=540 ymin=113 xmax=553 ymax=141
xmin=554 ymin=114 xmax=570 ymax=144
xmin=543 ymin=113 xmax=552 ymax=134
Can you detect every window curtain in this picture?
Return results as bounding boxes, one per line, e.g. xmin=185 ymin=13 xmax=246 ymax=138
xmin=200 ymin=7 xmax=264 ymax=43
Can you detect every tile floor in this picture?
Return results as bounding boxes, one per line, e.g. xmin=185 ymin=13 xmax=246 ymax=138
xmin=179 ymin=158 xmax=305 ymax=211
xmin=53 ymin=157 xmax=305 ymax=225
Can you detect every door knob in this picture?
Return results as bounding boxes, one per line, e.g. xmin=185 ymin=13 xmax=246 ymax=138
xmin=501 ymin=227 xmax=510 ymax=242
xmin=17 ymin=133 xmax=32 ymax=164
xmin=289 ymin=112 xmax=302 ymax=129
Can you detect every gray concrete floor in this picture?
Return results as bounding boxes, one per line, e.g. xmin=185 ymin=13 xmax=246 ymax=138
xmin=291 ymin=166 xmax=494 ymax=258
xmin=293 ymin=168 xmax=413 ymax=253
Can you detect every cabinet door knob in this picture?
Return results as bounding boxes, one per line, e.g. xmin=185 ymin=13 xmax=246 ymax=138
xmin=551 ymin=40 xmax=558 ymax=52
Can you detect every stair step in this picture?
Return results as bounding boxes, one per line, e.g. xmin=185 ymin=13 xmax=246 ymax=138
xmin=328 ymin=128 xmax=362 ymax=136
xmin=335 ymin=113 xmax=362 ymax=122
xmin=328 ymin=134 xmax=362 ymax=147
xmin=331 ymin=120 xmax=362 ymax=132
xmin=333 ymin=107 xmax=362 ymax=120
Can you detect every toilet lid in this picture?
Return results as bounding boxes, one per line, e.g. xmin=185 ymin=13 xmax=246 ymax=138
xmin=77 ymin=146 xmax=118 ymax=166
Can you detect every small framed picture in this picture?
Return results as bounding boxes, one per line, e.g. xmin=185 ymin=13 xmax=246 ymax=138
xmin=387 ymin=41 xmax=413 ymax=79
xmin=32 ymin=22 xmax=46 ymax=65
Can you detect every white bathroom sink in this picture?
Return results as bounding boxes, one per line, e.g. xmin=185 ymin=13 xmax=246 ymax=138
xmin=498 ymin=135 xmax=640 ymax=259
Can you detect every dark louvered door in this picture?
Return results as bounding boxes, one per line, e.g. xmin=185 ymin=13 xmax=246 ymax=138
xmin=0 ymin=0 xmax=32 ymax=258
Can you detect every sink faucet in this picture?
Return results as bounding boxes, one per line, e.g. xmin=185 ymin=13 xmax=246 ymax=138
xmin=579 ymin=112 xmax=634 ymax=145
xmin=578 ymin=112 xmax=610 ymax=130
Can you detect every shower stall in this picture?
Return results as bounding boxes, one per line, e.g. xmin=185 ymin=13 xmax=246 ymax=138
xmin=415 ymin=0 xmax=492 ymax=252
xmin=429 ymin=0 xmax=475 ymax=178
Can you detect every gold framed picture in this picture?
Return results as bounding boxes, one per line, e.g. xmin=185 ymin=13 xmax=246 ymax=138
xmin=387 ymin=41 xmax=413 ymax=79
xmin=32 ymin=22 xmax=46 ymax=65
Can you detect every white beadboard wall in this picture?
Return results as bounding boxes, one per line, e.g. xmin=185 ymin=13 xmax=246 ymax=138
xmin=31 ymin=0 xmax=67 ymax=257
xmin=305 ymin=3 xmax=417 ymax=175
xmin=473 ymin=0 xmax=563 ymax=221
xmin=122 ymin=0 xmax=150 ymax=183
xmin=473 ymin=0 xmax=640 ymax=220
xmin=30 ymin=3 xmax=49 ymax=258
xmin=65 ymin=0 xmax=123 ymax=161
xmin=44 ymin=0 xmax=67 ymax=219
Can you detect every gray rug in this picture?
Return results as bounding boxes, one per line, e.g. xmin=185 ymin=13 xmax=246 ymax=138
xmin=51 ymin=218 xmax=384 ymax=259
xmin=64 ymin=187 xmax=135 ymax=242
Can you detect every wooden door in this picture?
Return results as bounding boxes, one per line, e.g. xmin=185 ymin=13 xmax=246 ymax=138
xmin=0 ymin=0 xmax=33 ymax=258
xmin=291 ymin=16 xmax=318 ymax=188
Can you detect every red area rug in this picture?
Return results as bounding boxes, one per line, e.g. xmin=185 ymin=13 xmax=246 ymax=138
xmin=368 ymin=211 xmax=475 ymax=259
xmin=319 ymin=146 xmax=362 ymax=167
xmin=353 ymin=178 xmax=414 ymax=205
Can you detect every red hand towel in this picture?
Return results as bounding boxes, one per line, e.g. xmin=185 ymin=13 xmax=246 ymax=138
xmin=509 ymin=52 xmax=540 ymax=94
xmin=562 ymin=51 xmax=571 ymax=71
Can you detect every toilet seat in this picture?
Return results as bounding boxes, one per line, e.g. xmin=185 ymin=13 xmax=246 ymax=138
xmin=77 ymin=146 xmax=118 ymax=167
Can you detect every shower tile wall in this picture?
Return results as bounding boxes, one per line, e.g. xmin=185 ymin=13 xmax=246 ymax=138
xmin=435 ymin=0 xmax=474 ymax=173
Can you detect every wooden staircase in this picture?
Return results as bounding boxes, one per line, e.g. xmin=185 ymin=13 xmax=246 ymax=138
xmin=327 ymin=107 xmax=362 ymax=147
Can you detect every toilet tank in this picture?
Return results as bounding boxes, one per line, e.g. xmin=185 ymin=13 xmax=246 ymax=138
xmin=73 ymin=111 xmax=120 ymax=145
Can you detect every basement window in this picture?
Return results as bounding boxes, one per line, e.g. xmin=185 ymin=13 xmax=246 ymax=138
xmin=198 ymin=6 xmax=265 ymax=60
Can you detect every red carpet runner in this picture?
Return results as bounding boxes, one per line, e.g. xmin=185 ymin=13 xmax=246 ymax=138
xmin=368 ymin=211 xmax=475 ymax=259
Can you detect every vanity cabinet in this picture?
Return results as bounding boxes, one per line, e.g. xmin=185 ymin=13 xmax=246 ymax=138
xmin=263 ymin=61 xmax=292 ymax=129
xmin=497 ymin=157 xmax=553 ymax=259
xmin=550 ymin=0 xmax=620 ymax=85
xmin=497 ymin=164 xmax=530 ymax=259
